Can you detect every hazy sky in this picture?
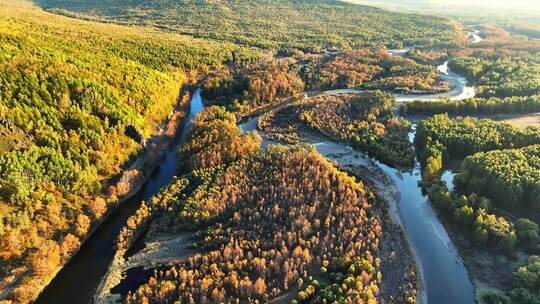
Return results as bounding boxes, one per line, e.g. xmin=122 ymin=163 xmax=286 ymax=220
xmin=434 ymin=0 xmax=539 ymax=9
xmin=347 ymin=0 xmax=540 ymax=15
xmin=444 ymin=0 xmax=537 ymax=4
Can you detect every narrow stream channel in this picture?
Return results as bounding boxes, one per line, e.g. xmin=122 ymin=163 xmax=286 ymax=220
xmin=36 ymin=89 xmax=205 ymax=304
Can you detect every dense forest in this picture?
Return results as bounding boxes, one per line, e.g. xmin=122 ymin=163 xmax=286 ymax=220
xmin=415 ymin=114 xmax=540 ymax=159
xmin=416 ymin=115 xmax=540 ymax=304
xmin=449 ymin=52 xmax=540 ymax=99
xmin=202 ymin=60 xmax=304 ymax=115
xmin=201 ymin=46 xmax=447 ymax=117
xmin=178 ymin=106 xmax=261 ymax=171
xmin=300 ymin=48 xmax=445 ymax=93
xmin=406 ymin=94 xmax=540 ymax=114
xmin=2 ymin=0 xmax=540 ymax=303
xmin=36 ymin=0 xmax=459 ymax=51
xmin=0 ymin=1 xmax=259 ymax=302
xmin=453 ymin=144 xmax=540 ymax=212
xmin=403 ymin=30 xmax=540 ymax=116
xmin=127 ymin=146 xmax=385 ymax=303
xmin=108 ymin=109 xmax=402 ymax=303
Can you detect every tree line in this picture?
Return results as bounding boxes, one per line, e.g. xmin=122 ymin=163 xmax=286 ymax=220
xmin=406 ymin=95 xmax=540 ymax=115
xmin=416 ymin=115 xmax=540 ymax=304
xmin=38 ymin=0 xmax=459 ymax=52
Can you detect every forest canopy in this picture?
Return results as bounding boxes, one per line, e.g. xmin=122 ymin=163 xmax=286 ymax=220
xmin=0 ymin=1 xmax=259 ymax=302
xmin=123 ymin=145 xmax=386 ymax=304
xmin=416 ymin=115 xmax=540 ymax=304
xmin=36 ymin=0 xmax=459 ymax=51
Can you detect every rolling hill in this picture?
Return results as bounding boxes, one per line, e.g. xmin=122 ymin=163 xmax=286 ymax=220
xmin=36 ymin=0 xmax=460 ymax=50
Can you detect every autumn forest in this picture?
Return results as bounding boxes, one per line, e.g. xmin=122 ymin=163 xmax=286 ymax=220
xmin=0 ymin=0 xmax=540 ymax=304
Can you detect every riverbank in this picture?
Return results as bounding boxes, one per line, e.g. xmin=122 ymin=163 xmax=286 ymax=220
xmin=242 ymin=106 xmax=426 ymax=303
xmin=429 ymin=164 xmax=530 ymax=304
xmin=437 ymin=214 xmax=525 ymax=303
xmin=92 ymin=88 xmax=206 ymax=303
xmin=252 ymin=97 xmax=475 ymax=302
xmin=94 ymin=232 xmax=197 ymax=303
xmin=90 ymin=47 xmax=479 ymax=303
xmin=406 ymin=111 xmax=540 ymax=129
xmin=241 ymin=68 xmax=477 ymax=302
xmin=314 ymin=141 xmax=423 ymax=304
xmin=32 ymin=85 xmax=196 ymax=304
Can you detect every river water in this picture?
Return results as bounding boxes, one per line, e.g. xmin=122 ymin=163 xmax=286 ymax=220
xmin=39 ymin=53 xmax=477 ymax=303
xmin=371 ymin=128 xmax=475 ymax=304
xmin=308 ymin=57 xmax=478 ymax=302
xmin=239 ymin=59 xmax=477 ymax=303
xmin=36 ymin=89 xmax=205 ymax=304
xmin=240 ymin=118 xmax=476 ymax=304
xmin=307 ymin=58 xmax=476 ymax=103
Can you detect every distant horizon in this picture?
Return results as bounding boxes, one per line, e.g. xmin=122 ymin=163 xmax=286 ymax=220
xmin=346 ymin=0 xmax=540 ymax=16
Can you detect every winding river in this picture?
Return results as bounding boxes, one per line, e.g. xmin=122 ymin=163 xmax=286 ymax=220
xmin=36 ymin=89 xmax=205 ymax=304
xmin=38 ymin=48 xmax=478 ymax=303
xmin=307 ymin=61 xmax=476 ymax=102
xmin=240 ymin=58 xmax=477 ymax=304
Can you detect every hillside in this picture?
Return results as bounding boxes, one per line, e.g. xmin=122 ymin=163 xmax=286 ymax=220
xmin=346 ymin=0 xmax=540 ymax=16
xmin=36 ymin=0 xmax=459 ymax=50
xmin=0 ymin=1 xmax=259 ymax=302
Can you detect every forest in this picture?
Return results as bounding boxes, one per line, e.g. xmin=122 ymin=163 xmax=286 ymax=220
xmin=449 ymin=53 xmax=540 ymax=99
xmin=456 ymin=145 xmax=540 ymax=210
xmin=416 ymin=115 xmax=540 ymax=304
xmin=406 ymin=94 xmax=540 ymax=115
xmin=202 ymin=60 xmax=304 ymax=115
xmin=178 ymin=106 xmax=261 ymax=171
xmin=36 ymin=0 xmax=459 ymax=51
xmin=109 ymin=109 xmax=402 ymax=304
xmin=0 ymin=1 xmax=259 ymax=302
xmin=404 ymin=31 xmax=540 ymax=116
xmin=415 ymin=114 xmax=540 ymax=158
xmin=299 ymin=48 xmax=445 ymax=93
xmin=201 ymin=47 xmax=451 ymax=117
xmin=1 ymin=0 xmax=540 ymax=303
xmin=127 ymin=146 xmax=384 ymax=303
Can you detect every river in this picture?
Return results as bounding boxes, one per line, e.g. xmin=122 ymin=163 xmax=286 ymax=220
xmin=239 ymin=59 xmax=477 ymax=303
xmin=306 ymin=56 xmax=476 ymax=103
xmin=40 ymin=54 xmax=476 ymax=303
xmin=239 ymin=121 xmax=476 ymax=304
xmin=36 ymin=89 xmax=205 ymax=304
xmin=368 ymin=129 xmax=474 ymax=304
